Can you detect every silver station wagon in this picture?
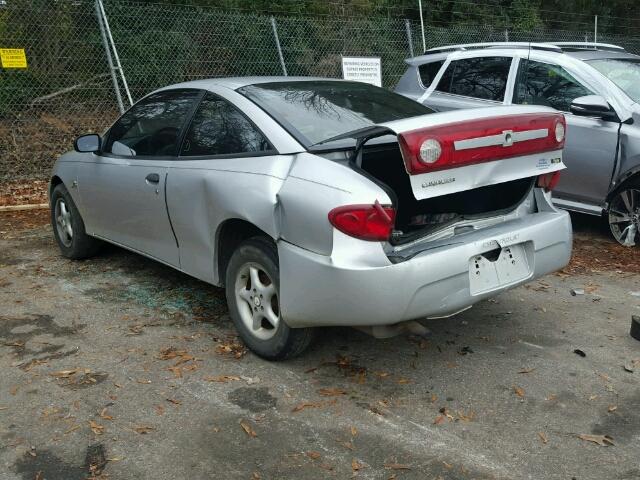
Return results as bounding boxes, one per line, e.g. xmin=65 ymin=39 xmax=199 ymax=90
xmin=396 ymin=42 xmax=640 ymax=246
xmin=50 ymin=78 xmax=571 ymax=359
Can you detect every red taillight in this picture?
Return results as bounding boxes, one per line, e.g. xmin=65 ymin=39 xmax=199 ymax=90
xmin=537 ymin=171 xmax=561 ymax=192
xmin=398 ymin=113 xmax=566 ymax=175
xmin=328 ymin=202 xmax=396 ymax=241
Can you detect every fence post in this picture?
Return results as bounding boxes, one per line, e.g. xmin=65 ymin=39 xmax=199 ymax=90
xmin=504 ymin=29 xmax=509 ymax=42
xmin=97 ymin=0 xmax=133 ymax=106
xmin=270 ymin=16 xmax=288 ymax=76
xmin=405 ymin=19 xmax=415 ymax=58
xmin=95 ymin=0 xmax=124 ymax=113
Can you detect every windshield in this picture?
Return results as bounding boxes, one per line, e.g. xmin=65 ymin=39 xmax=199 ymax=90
xmin=588 ymin=58 xmax=640 ymax=103
xmin=237 ymin=81 xmax=433 ymax=146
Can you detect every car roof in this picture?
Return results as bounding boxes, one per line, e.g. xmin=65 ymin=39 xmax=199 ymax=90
xmin=157 ymin=76 xmax=348 ymax=92
xmin=407 ymin=42 xmax=640 ymax=64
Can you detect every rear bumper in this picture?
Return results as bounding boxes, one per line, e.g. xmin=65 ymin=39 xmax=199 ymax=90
xmin=279 ymin=208 xmax=572 ymax=328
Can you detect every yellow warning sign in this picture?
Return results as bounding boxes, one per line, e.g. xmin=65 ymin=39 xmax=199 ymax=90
xmin=0 ymin=49 xmax=28 ymax=69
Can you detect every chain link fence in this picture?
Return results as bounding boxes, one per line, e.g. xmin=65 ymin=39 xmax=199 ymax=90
xmin=2 ymin=0 xmax=640 ymax=199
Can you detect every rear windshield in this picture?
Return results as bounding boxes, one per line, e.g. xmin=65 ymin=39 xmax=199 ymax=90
xmin=237 ymin=81 xmax=433 ymax=146
xmin=588 ymin=58 xmax=640 ymax=103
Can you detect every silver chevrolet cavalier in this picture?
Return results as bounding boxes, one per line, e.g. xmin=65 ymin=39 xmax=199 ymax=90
xmin=50 ymin=77 xmax=572 ymax=359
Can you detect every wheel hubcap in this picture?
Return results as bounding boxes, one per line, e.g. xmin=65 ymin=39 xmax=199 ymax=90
xmin=234 ymin=263 xmax=280 ymax=340
xmin=609 ymin=188 xmax=639 ymax=247
xmin=54 ymin=198 xmax=73 ymax=247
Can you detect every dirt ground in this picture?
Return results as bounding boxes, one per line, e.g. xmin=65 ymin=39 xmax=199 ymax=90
xmin=1 ymin=210 xmax=639 ymax=480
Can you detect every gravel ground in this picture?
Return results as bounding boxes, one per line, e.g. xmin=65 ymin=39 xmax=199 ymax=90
xmin=0 ymin=211 xmax=639 ymax=480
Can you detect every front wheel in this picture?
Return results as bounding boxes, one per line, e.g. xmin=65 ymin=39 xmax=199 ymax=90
xmin=50 ymin=183 xmax=101 ymax=259
xmin=225 ymin=237 xmax=315 ymax=360
xmin=608 ymin=183 xmax=640 ymax=247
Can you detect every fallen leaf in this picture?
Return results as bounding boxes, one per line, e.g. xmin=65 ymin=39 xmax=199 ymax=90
xmin=252 ymin=473 xmax=260 ymax=480
xmin=99 ymin=408 xmax=113 ymax=420
xmin=384 ymin=463 xmax=411 ymax=470
xmin=352 ymin=459 xmax=363 ymax=471
xmin=350 ymin=426 xmax=357 ymax=437
xmin=136 ymin=379 xmax=152 ymax=384
xmin=513 ymin=386 xmax=525 ymax=398
xmin=577 ymin=434 xmax=614 ymax=446
xmin=88 ymin=420 xmax=105 ymax=435
xmin=573 ymin=349 xmax=586 ymax=357
xmin=538 ymin=432 xmax=548 ymax=444
xmin=166 ymin=398 xmax=181 ymax=405
xmin=64 ymin=425 xmax=80 ymax=434
xmin=433 ymin=415 xmax=445 ymax=425
xmin=240 ymin=420 xmax=257 ymax=438
xmin=307 ymin=451 xmax=321 ymax=460
xmin=133 ymin=425 xmax=155 ymax=434
xmin=154 ymin=405 xmax=165 ymax=416
xmin=318 ymin=388 xmax=347 ymax=396
xmin=518 ymin=367 xmax=536 ymax=374
xmin=396 ymin=378 xmax=412 ymax=384
xmin=457 ymin=410 xmax=475 ymax=422
xmin=623 ymin=364 xmax=634 ymax=373
xmin=608 ymin=405 xmax=618 ymax=413
xmin=50 ymin=369 xmax=79 ymax=378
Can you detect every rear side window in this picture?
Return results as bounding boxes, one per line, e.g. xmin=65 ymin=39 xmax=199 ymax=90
xmin=180 ymin=93 xmax=271 ymax=156
xmin=435 ymin=56 xmax=512 ymax=101
xmin=105 ymin=89 xmax=200 ymax=157
xmin=418 ymin=60 xmax=444 ymax=88
xmin=514 ymin=59 xmax=594 ymax=111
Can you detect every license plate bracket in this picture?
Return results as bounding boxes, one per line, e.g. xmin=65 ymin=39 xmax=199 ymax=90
xmin=469 ymin=243 xmax=531 ymax=295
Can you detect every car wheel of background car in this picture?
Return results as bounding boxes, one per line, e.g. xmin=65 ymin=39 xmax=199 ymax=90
xmin=50 ymin=183 xmax=101 ymax=259
xmin=608 ymin=178 xmax=640 ymax=247
xmin=225 ymin=236 xmax=315 ymax=360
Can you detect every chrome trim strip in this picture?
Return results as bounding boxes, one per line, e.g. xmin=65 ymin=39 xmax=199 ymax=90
xmin=454 ymin=128 xmax=549 ymax=151
xmin=552 ymin=197 xmax=604 ymax=215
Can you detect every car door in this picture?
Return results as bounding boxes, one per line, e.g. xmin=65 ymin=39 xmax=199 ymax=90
xmin=77 ymin=89 xmax=202 ymax=266
xmin=422 ymin=55 xmax=514 ymax=111
xmin=512 ymin=58 xmax=619 ymax=206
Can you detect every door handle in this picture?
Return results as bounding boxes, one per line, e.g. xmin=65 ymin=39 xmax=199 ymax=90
xmin=145 ymin=173 xmax=160 ymax=184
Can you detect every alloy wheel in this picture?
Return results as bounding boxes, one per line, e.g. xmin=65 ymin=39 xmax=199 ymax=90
xmin=609 ymin=188 xmax=640 ymax=247
xmin=234 ymin=262 xmax=280 ymax=340
xmin=55 ymin=198 xmax=73 ymax=247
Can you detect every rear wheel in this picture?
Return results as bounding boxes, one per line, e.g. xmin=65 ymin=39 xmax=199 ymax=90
xmin=225 ymin=237 xmax=314 ymax=360
xmin=608 ymin=180 xmax=640 ymax=247
xmin=50 ymin=184 xmax=101 ymax=259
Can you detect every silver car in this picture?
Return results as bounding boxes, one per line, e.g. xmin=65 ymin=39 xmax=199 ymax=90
xmin=396 ymin=42 xmax=640 ymax=246
xmin=50 ymin=77 xmax=571 ymax=359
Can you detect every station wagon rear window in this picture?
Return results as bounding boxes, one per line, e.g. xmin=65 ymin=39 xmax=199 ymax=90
xmin=237 ymin=81 xmax=433 ymax=146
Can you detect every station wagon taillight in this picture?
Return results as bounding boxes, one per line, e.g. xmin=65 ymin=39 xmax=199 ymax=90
xmin=398 ymin=113 xmax=566 ymax=175
xmin=328 ymin=202 xmax=396 ymax=241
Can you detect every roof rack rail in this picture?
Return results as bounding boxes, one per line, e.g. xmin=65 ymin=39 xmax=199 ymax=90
xmin=424 ymin=42 xmax=562 ymax=54
xmin=546 ymin=42 xmax=625 ymax=52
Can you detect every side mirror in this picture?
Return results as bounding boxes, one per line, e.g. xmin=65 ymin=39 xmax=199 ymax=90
xmin=74 ymin=133 xmax=101 ymax=153
xmin=570 ymin=95 xmax=618 ymax=121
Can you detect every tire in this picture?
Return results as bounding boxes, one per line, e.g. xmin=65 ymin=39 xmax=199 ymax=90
xmin=608 ymin=178 xmax=640 ymax=247
xmin=225 ymin=236 xmax=315 ymax=360
xmin=50 ymin=183 xmax=101 ymax=259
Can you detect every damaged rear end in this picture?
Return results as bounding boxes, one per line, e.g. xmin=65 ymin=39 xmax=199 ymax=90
xmin=342 ymin=106 xmax=567 ymax=247
xmin=279 ymin=105 xmax=572 ymax=330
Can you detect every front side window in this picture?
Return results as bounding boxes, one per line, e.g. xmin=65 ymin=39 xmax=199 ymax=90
xmin=104 ymin=89 xmax=200 ymax=157
xmin=237 ymin=81 xmax=433 ymax=146
xmin=435 ymin=56 xmax=512 ymax=101
xmin=588 ymin=58 xmax=640 ymax=103
xmin=418 ymin=60 xmax=445 ymax=88
xmin=180 ymin=93 xmax=271 ymax=156
xmin=514 ymin=60 xmax=593 ymax=111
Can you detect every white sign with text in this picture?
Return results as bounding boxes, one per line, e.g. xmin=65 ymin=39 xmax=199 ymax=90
xmin=341 ymin=56 xmax=382 ymax=87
